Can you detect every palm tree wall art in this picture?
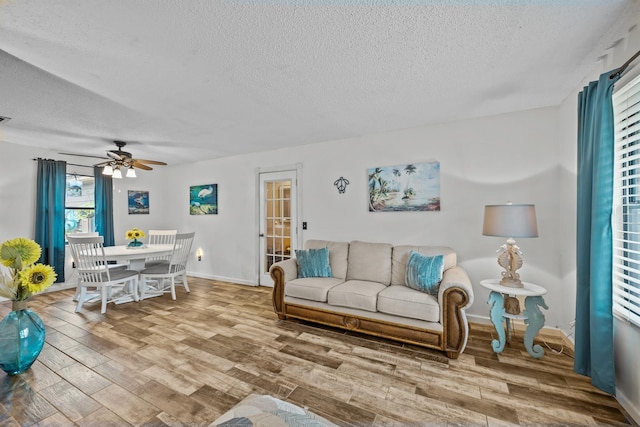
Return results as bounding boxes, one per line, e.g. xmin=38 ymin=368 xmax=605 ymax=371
xmin=367 ymin=161 xmax=440 ymax=212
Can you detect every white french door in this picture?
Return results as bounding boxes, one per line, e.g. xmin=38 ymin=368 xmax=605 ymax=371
xmin=258 ymin=168 xmax=299 ymax=286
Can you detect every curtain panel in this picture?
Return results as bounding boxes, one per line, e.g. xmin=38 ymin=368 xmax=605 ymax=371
xmin=34 ymin=159 xmax=66 ymax=283
xmin=575 ymin=69 xmax=620 ymax=395
xmin=94 ymin=167 xmax=115 ymax=246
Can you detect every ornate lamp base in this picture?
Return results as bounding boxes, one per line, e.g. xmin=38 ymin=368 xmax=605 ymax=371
xmin=497 ymin=238 xmax=524 ymax=288
xmin=500 ymin=276 xmax=524 ymax=288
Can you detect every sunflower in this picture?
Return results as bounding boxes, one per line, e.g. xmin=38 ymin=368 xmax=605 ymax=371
xmin=0 ymin=238 xmax=41 ymax=269
xmin=126 ymin=228 xmax=146 ymax=240
xmin=19 ymin=264 xmax=57 ymax=294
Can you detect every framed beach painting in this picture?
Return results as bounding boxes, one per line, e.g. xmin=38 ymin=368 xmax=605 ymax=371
xmin=190 ymin=184 xmax=218 ymax=215
xmin=128 ymin=190 xmax=149 ymax=214
xmin=368 ymin=161 xmax=440 ymax=212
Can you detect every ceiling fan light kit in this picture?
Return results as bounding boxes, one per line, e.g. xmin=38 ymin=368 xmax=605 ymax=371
xmin=95 ymin=141 xmax=167 ymax=178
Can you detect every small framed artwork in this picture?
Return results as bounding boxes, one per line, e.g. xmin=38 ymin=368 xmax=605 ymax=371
xmin=128 ymin=190 xmax=149 ymax=214
xmin=368 ymin=161 xmax=440 ymax=212
xmin=190 ymin=184 xmax=218 ymax=215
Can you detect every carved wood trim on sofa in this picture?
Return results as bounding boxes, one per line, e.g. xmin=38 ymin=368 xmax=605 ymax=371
xmin=270 ymin=265 xmax=470 ymax=359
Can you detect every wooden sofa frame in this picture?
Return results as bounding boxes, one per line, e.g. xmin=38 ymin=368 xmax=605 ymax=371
xmin=270 ymin=265 xmax=471 ymax=359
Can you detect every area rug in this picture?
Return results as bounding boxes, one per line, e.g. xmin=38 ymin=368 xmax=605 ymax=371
xmin=211 ymin=394 xmax=337 ymax=427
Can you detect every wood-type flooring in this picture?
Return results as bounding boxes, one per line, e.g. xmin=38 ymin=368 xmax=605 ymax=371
xmin=0 ymin=278 xmax=633 ymax=426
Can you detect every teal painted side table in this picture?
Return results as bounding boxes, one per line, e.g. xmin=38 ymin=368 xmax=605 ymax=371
xmin=480 ymin=279 xmax=548 ymax=359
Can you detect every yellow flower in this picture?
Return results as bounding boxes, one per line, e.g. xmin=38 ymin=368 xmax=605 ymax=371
xmin=126 ymin=228 xmax=146 ymax=240
xmin=0 ymin=238 xmax=41 ymax=269
xmin=0 ymin=238 xmax=56 ymax=301
xmin=19 ymin=264 xmax=56 ymax=294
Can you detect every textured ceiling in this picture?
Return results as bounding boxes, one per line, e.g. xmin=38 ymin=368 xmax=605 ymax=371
xmin=0 ymin=0 xmax=638 ymax=166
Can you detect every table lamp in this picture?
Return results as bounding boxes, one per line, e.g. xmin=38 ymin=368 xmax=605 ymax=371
xmin=482 ymin=203 xmax=538 ymax=288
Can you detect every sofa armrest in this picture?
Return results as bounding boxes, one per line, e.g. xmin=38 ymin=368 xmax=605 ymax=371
xmin=270 ymin=258 xmax=298 ymax=284
xmin=438 ymin=265 xmax=474 ymax=357
xmin=270 ymin=258 xmax=298 ymax=319
xmin=438 ymin=266 xmax=474 ymax=311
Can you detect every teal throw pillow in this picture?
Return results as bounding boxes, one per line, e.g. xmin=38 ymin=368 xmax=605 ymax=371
xmin=405 ymin=251 xmax=444 ymax=296
xmin=295 ymin=247 xmax=332 ymax=278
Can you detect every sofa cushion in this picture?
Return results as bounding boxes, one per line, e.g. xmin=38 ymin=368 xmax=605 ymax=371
xmin=327 ymin=280 xmax=386 ymax=312
xmin=305 ymin=240 xmax=349 ymax=279
xmin=377 ymin=285 xmax=440 ymax=322
xmin=295 ymin=247 xmax=332 ymax=278
xmin=391 ymin=245 xmax=456 ymax=286
xmin=346 ymin=241 xmax=392 ymax=285
xmin=405 ymin=251 xmax=444 ymax=296
xmin=285 ymin=277 xmax=345 ymax=302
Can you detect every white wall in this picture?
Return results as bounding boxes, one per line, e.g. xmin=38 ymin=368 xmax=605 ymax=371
xmin=0 ymin=142 xmax=38 ymax=242
xmin=155 ymin=106 xmax=569 ymax=330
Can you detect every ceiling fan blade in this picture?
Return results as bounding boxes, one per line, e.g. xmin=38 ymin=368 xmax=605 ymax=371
xmin=94 ymin=161 xmax=113 ymax=167
xmin=107 ymin=151 xmax=123 ymax=161
xmin=132 ymin=161 xmax=153 ymax=170
xmin=134 ymin=159 xmax=167 ymax=165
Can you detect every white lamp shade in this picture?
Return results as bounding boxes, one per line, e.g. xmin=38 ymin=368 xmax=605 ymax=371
xmin=112 ymin=167 xmax=123 ymax=179
xmin=126 ymin=167 xmax=136 ymax=178
xmin=482 ymin=204 xmax=538 ymax=238
xmin=102 ymin=165 xmax=113 ymax=175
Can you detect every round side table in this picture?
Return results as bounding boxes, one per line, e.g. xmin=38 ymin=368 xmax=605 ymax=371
xmin=480 ymin=279 xmax=548 ymax=359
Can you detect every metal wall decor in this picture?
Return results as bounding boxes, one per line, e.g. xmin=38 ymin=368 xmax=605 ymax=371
xmin=333 ymin=176 xmax=349 ymax=194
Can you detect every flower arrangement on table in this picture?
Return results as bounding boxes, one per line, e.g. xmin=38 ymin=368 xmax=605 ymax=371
xmin=0 ymin=238 xmax=57 ymax=304
xmin=126 ymin=227 xmax=146 ymax=248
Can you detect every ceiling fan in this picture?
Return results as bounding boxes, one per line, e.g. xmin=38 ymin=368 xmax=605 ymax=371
xmin=94 ymin=141 xmax=167 ymax=178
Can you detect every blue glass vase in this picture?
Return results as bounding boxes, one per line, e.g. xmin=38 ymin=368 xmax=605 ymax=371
xmin=0 ymin=300 xmax=46 ymax=375
xmin=128 ymin=238 xmax=143 ymax=248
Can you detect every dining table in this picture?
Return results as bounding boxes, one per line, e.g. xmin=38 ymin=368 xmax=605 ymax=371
xmin=99 ymin=243 xmax=175 ymax=303
xmin=102 ymin=243 xmax=174 ymax=271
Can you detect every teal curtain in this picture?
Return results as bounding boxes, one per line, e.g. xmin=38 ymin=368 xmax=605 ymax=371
xmin=34 ymin=159 xmax=66 ymax=283
xmin=94 ymin=167 xmax=115 ymax=246
xmin=575 ymin=69 xmax=620 ymax=395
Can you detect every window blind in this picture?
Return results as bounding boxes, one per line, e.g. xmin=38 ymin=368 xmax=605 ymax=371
xmin=613 ymin=72 xmax=640 ymax=327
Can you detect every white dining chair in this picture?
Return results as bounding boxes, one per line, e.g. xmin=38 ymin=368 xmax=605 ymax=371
xmin=67 ymin=232 xmax=127 ymax=301
xmin=69 ymin=232 xmax=99 ymax=237
xmin=145 ymin=229 xmax=178 ymax=267
xmin=67 ymin=235 xmax=140 ymax=314
xmin=139 ymin=232 xmax=195 ymax=300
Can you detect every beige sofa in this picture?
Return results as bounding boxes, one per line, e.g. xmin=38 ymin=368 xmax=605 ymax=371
xmin=270 ymin=240 xmax=474 ymax=359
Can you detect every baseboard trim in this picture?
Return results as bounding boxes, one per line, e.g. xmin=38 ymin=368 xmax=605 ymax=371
xmin=616 ymin=387 xmax=640 ymax=425
xmin=187 ymin=271 xmax=257 ymax=287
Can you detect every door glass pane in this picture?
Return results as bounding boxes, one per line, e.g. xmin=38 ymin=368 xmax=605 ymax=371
xmin=264 ymin=180 xmax=292 ymax=273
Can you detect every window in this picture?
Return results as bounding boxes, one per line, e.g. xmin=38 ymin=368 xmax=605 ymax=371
xmin=65 ymin=172 xmax=95 ymax=235
xmin=613 ymin=72 xmax=640 ymax=326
